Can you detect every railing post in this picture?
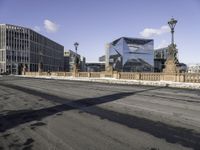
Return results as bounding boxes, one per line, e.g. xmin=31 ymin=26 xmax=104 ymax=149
xmin=88 ymin=72 xmax=91 ymax=78
xmin=113 ymin=71 xmax=118 ymax=79
xmin=139 ymin=73 xmax=141 ymax=80
xmin=180 ymin=73 xmax=185 ymax=82
xmin=118 ymin=72 xmax=121 ymax=79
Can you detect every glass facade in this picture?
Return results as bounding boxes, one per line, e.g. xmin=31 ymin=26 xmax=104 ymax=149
xmin=29 ymin=30 xmax=64 ymax=72
xmin=0 ymin=24 xmax=64 ymax=74
xmin=106 ymin=37 xmax=154 ymax=72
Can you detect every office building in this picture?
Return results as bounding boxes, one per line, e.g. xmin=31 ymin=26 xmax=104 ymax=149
xmin=99 ymin=55 xmax=105 ymax=62
xmin=188 ymin=64 xmax=200 ymax=73
xmin=64 ymin=50 xmax=86 ymax=72
xmin=106 ymin=37 xmax=154 ymax=72
xmin=86 ymin=62 xmax=105 ymax=72
xmin=154 ymin=47 xmax=169 ymax=72
xmin=63 ymin=51 xmax=70 ymax=72
xmin=0 ymin=24 xmax=64 ymax=74
xmin=80 ymin=56 xmax=86 ymax=71
xmin=64 ymin=50 xmax=80 ymax=72
xmin=154 ymin=47 xmax=187 ymax=72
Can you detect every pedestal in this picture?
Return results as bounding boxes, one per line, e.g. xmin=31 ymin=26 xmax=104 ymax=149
xmin=163 ymin=44 xmax=180 ymax=81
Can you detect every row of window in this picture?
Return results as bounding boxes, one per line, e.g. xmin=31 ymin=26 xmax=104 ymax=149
xmin=0 ymin=26 xmax=6 ymax=49
xmin=30 ymin=54 xmax=62 ymax=66
xmin=6 ymin=55 xmax=29 ymax=62
xmin=30 ymin=43 xmax=63 ymax=58
xmin=0 ymin=51 xmax=6 ymax=61
xmin=30 ymin=30 xmax=63 ymax=51
xmin=30 ymin=63 xmax=62 ymax=72
xmin=6 ymin=30 xmax=29 ymax=40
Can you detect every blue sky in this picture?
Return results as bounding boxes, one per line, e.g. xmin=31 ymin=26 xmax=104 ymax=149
xmin=0 ymin=0 xmax=200 ymax=64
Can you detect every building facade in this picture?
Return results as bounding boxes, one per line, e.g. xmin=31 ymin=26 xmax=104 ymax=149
xmin=99 ymin=55 xmax=105 ymax=62
xmin=64 ymin=50 xmax=79 ymax=72
xmin=86 ymin=62 xmax=105 ymax=72
xmin=154 ymin=47 xmax=169 ymax=72
xmin=80 ymin=56 xmax=86 ymax=72
xmin=64 ymin=50 xmax=86 ymax=72
xmin=106 ymin=37 xmax=154 ymax=72
xmin=154 ymin=47 xmax=187 ymax=73
xmin=0 ymin=24 xmax=64 ymax=74
xmin=188 ymin=64 xmax=200 ymax=73
xmin=63 ymin=51 xmax=70 ymax=72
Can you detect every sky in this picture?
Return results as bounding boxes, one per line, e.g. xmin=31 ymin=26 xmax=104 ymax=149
xmin=0 ymin=0 xmax=200 ymax=64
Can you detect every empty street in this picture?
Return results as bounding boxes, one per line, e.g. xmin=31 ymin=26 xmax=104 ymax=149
xmin=0 ymin=76 xmax=200 ymax=150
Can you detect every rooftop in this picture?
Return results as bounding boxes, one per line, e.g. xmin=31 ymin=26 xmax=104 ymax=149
xmin=111 ymin=37 xmax=153 ymax=46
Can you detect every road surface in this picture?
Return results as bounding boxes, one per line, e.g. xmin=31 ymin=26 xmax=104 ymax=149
xmin=0 ymin=76 xmax=200 ymax=150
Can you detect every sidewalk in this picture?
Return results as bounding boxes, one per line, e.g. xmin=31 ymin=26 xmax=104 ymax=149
xmin=20 ymin=75 xmax=200 ymax=90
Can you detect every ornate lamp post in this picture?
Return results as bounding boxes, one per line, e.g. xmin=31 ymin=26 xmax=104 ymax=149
xmin=73 ymin=42 xmax=79 ymax=76
xmin=167 ymin=17 xmax=178 ymax=63
xmin=168 ymin=18 xmax=177 ymax=45
xmin=74 ymin=42 xmax=79 ymax=54
xmin=163 ymin=17 xmax=180 ymax=74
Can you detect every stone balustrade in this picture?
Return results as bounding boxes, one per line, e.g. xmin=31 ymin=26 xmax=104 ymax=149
xmin=119 ymin=72 xmax=138 ymax=80
xmin=90 ymin=72 xmax=101 ymax=78
xmin=140 ymin=73 xmax=162 ymax=81
xmin=184 ymin=73 xmax=200 ymax=83
xmin=24 ymin=71 xmax=200 ymax=83
xmin=78 ymin=72 xmax=88 ymax=77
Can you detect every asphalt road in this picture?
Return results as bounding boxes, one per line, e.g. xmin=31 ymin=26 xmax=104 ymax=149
xmin=0 ymin=76 xmax=200 ymax=150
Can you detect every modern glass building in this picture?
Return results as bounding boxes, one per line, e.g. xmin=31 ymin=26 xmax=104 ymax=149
xmin=0 ymin=24 xmax=64 ymax=74
xmin=106 ymin=37 xmax=154 ymax=72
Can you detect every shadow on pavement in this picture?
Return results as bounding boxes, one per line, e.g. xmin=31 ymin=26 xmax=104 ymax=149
xmin=0 ymin=83 xmax=200 ymax=150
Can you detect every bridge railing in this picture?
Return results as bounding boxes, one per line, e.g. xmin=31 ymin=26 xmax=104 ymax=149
xmin=78 ymin=72 xmax=88 ymax=77
xmin=119 ymin=72 xmax=139 ymax=80
xmin=184 ymin=73 xmax=200 ymax=83
xmin=90 ymin=72 xmax=101 ymax=78
xmin=140 ymin=73 xmax=162 ymax=81
xmin=24 ymin=71 xmax=200 ymax=83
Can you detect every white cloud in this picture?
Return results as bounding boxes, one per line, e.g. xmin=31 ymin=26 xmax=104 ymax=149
xmin=33 ymin=26 xmax=41 ymax=32
xmin=44 ymin=19 xmax=59 ymax=33
xmin=140 ymin=25 xmax=170 ymax=38
xmin=155 ymin=40 xmax=169 ymax=49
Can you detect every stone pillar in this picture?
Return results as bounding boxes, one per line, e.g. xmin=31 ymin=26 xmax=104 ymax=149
xmin=104 ymin=65 xmax=113 ymax=78
xmin=72 ymin=64 xmax=78 ymax=77
xmin=113 ymin=71 xmax=119 ymax=79
xmin=88 ymin=72 xmax=91 ymax=78
xmin=22 ymin=65 xmax=26 ymax=75
xmin=135 ymin=73 xmax=141 ymax=80
xmin=38 ymin=62 xmax=43 ymax=75
xmin=163 ymin=44 xmax=180 ymax=81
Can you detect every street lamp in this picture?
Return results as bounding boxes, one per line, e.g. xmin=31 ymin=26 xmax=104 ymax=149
xmin=168 ymin=17 xmax=177 ymax=45
xmin=74 ymin=42 xmax=79 ymax=54
xmin=73 ymin=42 xmax=79 ymax=71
